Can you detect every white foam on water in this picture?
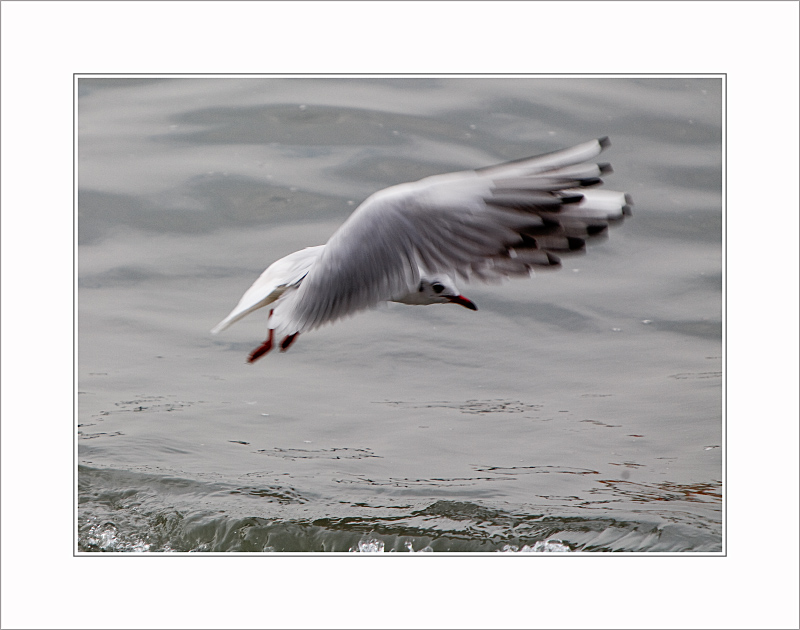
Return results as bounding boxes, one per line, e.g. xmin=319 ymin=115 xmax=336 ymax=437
xmin=349 ymin=536 xmax=385 ymax=553
xmin=497 ymin=540 xmax=572 ymax=553
xmin=349 ymin=535 xmax=570 ymax=553
xmin=349 ymin=536 xmax=433 ymax=553
xmin=83 ymin=521 xmax=151 ymax=553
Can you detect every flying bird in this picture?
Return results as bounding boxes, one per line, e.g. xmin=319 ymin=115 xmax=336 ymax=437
xmin=212 ymin=137 xmax=632 ymax=362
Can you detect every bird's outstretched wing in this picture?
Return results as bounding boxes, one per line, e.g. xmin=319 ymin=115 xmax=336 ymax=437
xmin=270 ymin=138 xmax=632 ymax=337
xmin=211 ymin=245 xmax=324 ymax=333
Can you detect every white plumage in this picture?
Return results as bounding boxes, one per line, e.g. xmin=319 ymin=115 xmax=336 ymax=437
xmin=212 ymin=137 xmax=632 ymax=361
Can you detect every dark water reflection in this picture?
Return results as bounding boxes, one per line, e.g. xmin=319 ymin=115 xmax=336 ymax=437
xmin=78 ymin=466 xmax=721 ymax=553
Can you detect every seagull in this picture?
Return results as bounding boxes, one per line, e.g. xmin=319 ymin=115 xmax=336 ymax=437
xmin=211 ymin=137 xmax=632 ymax=362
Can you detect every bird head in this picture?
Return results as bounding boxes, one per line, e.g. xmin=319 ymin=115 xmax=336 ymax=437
xmin=413 ymin=276 xmax=477 ymax=310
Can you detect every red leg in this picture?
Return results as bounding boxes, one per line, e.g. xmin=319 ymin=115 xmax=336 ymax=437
xmin=248 ymin=310 xmax=276 ymax=364
xmin=248 ymin=328 xmax=274 ymax=363
xmin=279 ymin=332 xmax=299 ymax=352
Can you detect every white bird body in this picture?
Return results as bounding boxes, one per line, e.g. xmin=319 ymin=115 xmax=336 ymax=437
xmin=212 ymin=137 xmax=631 ymax=361
xmin=211 ymin=245 xmax=471 ymax=334
xmin=210 ymin=246 xmax=323 ymax=335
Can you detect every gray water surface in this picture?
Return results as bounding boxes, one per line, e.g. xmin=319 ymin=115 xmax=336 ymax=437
xmin=77 ymin=77 xmax=723 ymax=553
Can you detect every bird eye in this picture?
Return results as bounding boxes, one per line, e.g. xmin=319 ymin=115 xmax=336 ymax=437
xmin=432 ymin=283 xmax=445 ymax=294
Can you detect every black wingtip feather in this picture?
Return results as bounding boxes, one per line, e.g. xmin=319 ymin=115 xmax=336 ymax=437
xmin=598 ymin=136 xmax=611 ymax=149
xmin=567 ymin=237 xmax=586 ymax=251
xmin=587 ymin=224 xmax=609 ymax=236
xmin=559 ymin=194 xmax=585 ymax=205
xmin=546 ymin=252 xmax=561 ymax=266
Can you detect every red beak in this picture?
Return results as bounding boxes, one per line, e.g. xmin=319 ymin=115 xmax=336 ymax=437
xmin=446 ymin=295 xmax=478 ymax=311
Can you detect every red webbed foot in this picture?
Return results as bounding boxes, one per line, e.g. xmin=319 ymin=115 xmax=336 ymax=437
xmin=248 ymin=328 xmax=274 ymax=363
xmin=279 ymin=333 xmax=299 ymax=352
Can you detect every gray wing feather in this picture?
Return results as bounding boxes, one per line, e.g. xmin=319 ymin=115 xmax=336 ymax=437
xmin=271 ymin=137 xmax=631 ymax=337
